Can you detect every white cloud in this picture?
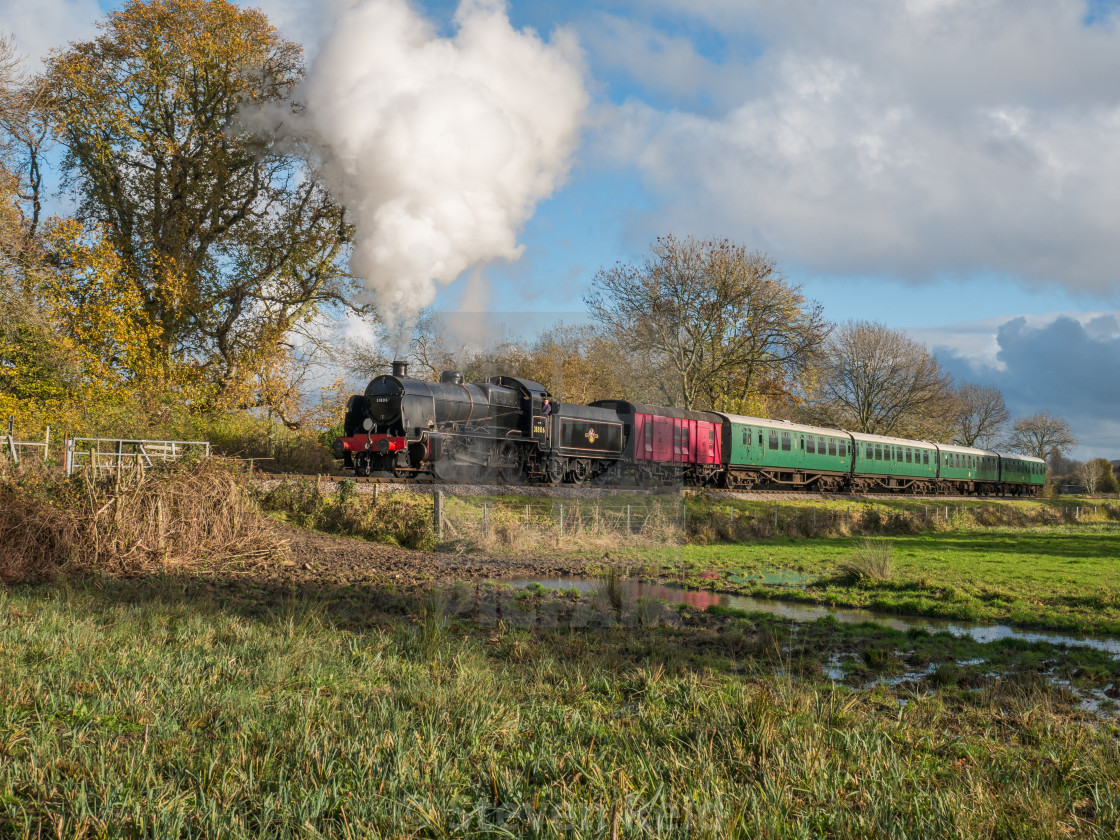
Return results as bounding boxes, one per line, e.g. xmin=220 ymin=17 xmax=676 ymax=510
xmin=601 ymin=0 xmax=1120 ymax=295
xmin=0 ymin=0 xmax=99 ymax=66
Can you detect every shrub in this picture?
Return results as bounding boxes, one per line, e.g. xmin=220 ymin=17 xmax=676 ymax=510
xmin=0 ymin=459 xmax=285 ymax=583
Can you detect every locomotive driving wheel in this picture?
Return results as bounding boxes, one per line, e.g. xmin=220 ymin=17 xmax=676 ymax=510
xmin=545 ymin=457 xmax=565 ymax=485
xmin=496 ymin=442 xmax=521 ymax=483
xmin=566 ymin=459 xmax=590 ymax=485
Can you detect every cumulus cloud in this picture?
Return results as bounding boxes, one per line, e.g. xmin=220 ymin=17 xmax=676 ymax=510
xmin=272 ymin=0 xmax=588 ymax=317
xmin=934 ymin=312 xmax=1120 ymax=457
xmin=601 ymin=0 xmax=1120 ymax=295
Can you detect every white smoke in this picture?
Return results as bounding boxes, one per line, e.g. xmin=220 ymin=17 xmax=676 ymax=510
xmin=290 ymin=0 xmax=587 ymax=316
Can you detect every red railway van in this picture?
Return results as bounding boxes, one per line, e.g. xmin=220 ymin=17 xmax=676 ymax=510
xmin=591 ymin=401 xmax=723 ymax=484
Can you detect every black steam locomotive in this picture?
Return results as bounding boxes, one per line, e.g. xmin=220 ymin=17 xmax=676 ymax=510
xmin=334 ymin=361 xmax=624 ymax=484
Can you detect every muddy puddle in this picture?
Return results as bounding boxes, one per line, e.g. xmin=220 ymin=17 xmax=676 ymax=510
xmin=500 ymin=576 xmax=1120 ymax=656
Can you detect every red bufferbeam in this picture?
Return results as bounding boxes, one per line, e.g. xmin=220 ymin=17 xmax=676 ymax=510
xmin=336 ymin=434 xmax=407 ymax=454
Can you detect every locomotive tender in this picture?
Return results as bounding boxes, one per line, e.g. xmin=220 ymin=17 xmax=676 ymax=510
xmin=334 ymin=363 xmax=1045 ymax=495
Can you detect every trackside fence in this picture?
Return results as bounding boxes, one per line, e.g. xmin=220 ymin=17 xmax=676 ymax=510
xmin=427 ymin=491 xmax=1118 ymax=547
xmin=65 ymin=438 xmax=211 ymax=476
xmin=435 ymin=493 xmax=687 ymax=545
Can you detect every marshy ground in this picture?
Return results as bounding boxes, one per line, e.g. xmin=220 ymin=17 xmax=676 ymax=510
xmin=2 ymin=466 xmax=1119 ymax=837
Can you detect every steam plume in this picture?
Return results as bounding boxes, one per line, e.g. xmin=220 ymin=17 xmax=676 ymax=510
xmin=292 ymin=0 xmax=587 ymax=316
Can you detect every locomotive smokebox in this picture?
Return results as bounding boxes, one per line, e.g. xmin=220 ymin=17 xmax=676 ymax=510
xmin=391 ymin=360 xmax=409 ymax=377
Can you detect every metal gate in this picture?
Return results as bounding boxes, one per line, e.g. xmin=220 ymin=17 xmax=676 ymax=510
xmin=65 ymin=437 xmax=210 ymax=475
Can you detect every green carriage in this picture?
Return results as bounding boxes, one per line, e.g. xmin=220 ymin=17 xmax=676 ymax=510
xmin=935 ymin=444 xmax=999 ymax=494
xmin=719 ymin=414 xmax=853 ymax=490
xmin=849 ymin=432 xmax=938 ymax=493
xmin=998 ymin=454 xmax=1046 ymax=496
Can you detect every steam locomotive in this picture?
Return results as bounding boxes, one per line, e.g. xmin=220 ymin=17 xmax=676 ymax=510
xmin=334 ymin=362 xmax=1046 ymax=495
xmin=335 ymin=362 xmax=623 ymax=484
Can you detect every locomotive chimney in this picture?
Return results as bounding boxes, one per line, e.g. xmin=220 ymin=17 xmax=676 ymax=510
xmin=391 ymin=360 xmax=409 ymax=377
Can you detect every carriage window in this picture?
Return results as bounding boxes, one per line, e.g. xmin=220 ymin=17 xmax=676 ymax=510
xmin=829 ymin=439 xmax=837 ymax=456
xmin=644 ymin=423 xmax=653 ymax=450
xmin=874 ymin=445 xmax=882 ymax=460
xmin=800 ymin=436 xmax=805 ymax=450
xmin=682 ymin=427 xmax=690 ymax=447
xmin=742 ymin=428 xmax=748 ymax=445
xmin=781 ymin=432 xmax=791 ymax=451
xmin=806 ymin=438 xmax=816 ymax=454
xmin=923 ymin=451 xmax=929 ymax=465
xmin=769 ymin=431 xmax=779 ymax=450
xmin=906 ymin=449 xmax=912 ymax=463
xmin=758 ymin=433 xmax=763 ymax=447
xmin=839 ymin=442 xmax=847 ymax=457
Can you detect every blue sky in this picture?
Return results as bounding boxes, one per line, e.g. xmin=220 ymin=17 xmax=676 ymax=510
xmin=5 ymin=0 xmax=1120 ymax=456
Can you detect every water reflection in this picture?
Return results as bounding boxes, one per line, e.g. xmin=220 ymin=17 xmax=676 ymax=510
xmin=501 ymin=577 xmax=1120 ymax=656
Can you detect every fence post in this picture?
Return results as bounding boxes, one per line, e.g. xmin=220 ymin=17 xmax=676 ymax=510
xmin=560 ymin=504 xmax=564 ymax=538
xmin=626 ymin=504 xmax=631 ymax=535
xmin=434 ymin=491 xmax=444 ymax=540
xmin=483 ymin=502 xmax=488 ymax=537
xmin=525 ymin=504 xmax=530 ymax=527
xmin=773 ymin=506 xmax=778 ymax=529
xmin=43 ymin=427 xmax=50 ymax=462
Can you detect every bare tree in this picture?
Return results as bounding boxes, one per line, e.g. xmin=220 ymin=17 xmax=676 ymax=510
xmin=800 ymin=321 xmax=956 ymax=437
xmin=953 ymin=382 xmax=1010 ymax=447
xmin=1075 ymin=460 xmax=1100 ymax=496
xmin=586 ymin=235 xmax=827 ymax=411
xmin=1004 ymin=412 xmax=1077 ymax=460
xmin=0 ymin=32 xmax=49 ymax=263
xmin=1076 ymin=458 xmax=1117 ymax=496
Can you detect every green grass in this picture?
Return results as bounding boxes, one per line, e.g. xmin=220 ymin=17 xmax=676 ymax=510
xmin=618 ymin=526 xmax=1120 ymax=635
xmin=1 ymin=579 xmax=1119 ymax=838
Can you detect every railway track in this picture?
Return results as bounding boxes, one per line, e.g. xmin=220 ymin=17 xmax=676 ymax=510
xmin=254 ymin=472 xmax=1033 ymax=502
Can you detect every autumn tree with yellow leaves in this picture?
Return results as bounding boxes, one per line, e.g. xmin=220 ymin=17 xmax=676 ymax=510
xmin=43 ymin=0 xmax=364 ymax=413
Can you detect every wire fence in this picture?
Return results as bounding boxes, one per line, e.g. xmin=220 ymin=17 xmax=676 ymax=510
xmin=435 ymin=494 xmax=687 ymax=547
xmin=428 ymin=490 xmax=1119 ymax=548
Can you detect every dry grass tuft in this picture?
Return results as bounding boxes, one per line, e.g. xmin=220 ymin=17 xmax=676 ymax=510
xmin=838 ymin=538 xmax=893 ymax=583
xmin=0 ymin=459 xmax=286 ymax=584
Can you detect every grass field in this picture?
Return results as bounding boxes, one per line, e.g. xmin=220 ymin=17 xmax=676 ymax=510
xmin=1 ymin=578 xmax=1119 ymax=838
xmin=616 ymin=525 xmax=1120 ymax=635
